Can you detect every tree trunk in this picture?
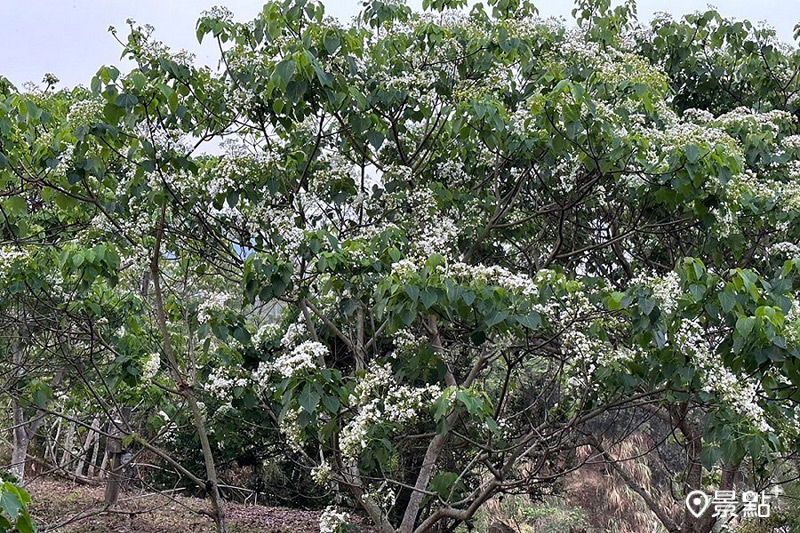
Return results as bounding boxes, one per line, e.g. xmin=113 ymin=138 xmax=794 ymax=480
xmin=674 ymin=405 xmax=719 ymax=533
xmin=99 ymin=446 xmax=109 ymax=478
xmin=10 ymin=339 xmax=27 ymax=481
xmin=89 ymin=419 xmax=102 ymax=478
xmin=60 ymin=421 xmax=75 ymax=469
xmin=105 ymin=410 xmax=130 ymax=506
xmin=149 ymin=199 xmax=228 ymax=533
xmin=10 ymin=424 xmax=29 ymax=482
xmin=398 ymin=317 xmax=458 ymax=533
xmin=76 ymin=415 xmax=100 ymax=477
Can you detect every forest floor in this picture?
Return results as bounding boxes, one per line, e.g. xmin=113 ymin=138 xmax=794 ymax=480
xmin=26 ymin=479 xmax=376 ymax=533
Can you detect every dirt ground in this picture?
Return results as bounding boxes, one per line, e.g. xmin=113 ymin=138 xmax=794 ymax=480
xmin=26 ymin=478 xmax=375 ymax=532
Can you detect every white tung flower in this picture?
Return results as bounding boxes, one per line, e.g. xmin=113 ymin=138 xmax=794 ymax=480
xmin=340 ymin=364 xmax=441 ymax=457
xmin=197 ymin=290 xmax=230 ymax=324
xmin=141 ymin=352 xmax=160 ymax=381
xmin=272 ymin=340 xmax=327 ymax=379
xmin=311 ymin=461 xmax=333 ymax=485
xmin=319 ymin=506 xmax=350 ymax=533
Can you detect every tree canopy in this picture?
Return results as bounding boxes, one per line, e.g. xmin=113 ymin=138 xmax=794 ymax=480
xmin=2 ymin=1 xmax=800 ymax=532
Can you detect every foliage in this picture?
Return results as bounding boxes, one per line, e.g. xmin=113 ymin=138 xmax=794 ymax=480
xmin=0 ymin=481 xmax=35 ymax=533
xmin=2 ymin=1 xmax=800 ymax=533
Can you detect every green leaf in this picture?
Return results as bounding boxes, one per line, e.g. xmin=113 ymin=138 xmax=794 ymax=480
xmin=367 ymin=130 xmax=385 ymax=151
xmin=323 ymin=33 xmax=341 ymax=54
xmin=517 ymin=312 xmax=541 ymax=330
xmin=32 ymin=381 xmax=51 ymax=408
xmin=2 ymin=196 xmax=27 ymax=217
xmin=420 ymin=288 xmax=437 ymax=309
xmin=115 ymin=93 xmax=139 ymax=109
xmin=736 ymin=316 xmax=756 ymax=338
xmin=700 ymin=446 xmax=721 ymax=470
xmin=456 ymin=389 xmax=486 ymax=416
xmin=286 ymin=80 xmax=307 ymax=102
xmin=322 ymin=395 xmax=340 ymax=413
xmin=298 ymin=386 xmax=321 ymax=415
xmin=404 ymin=284 xmax=419 ymax=301
xmin=719 ymin=292 xmax=736 ymax=313
xmin=0 ymin=490 xmax=22 ymax=520
xmin=430 ymin=471 xmax=459 ymax=498
xmin=275 ymin=58 xmax=296 ymax=84
xmin=470 ymin=329 xmax=486 ymax=345
xmin=685 ymin=144 xmax=701 ymax=163
xmin=15 ymin=513 xmax=34 ymax=533
xmin=638 ymin=296 xmax=656 ymax=315
xmin=312 ymin=63 xmax=333 ymax=86
xmin=608 ymin=291 xmax=626 ymax=310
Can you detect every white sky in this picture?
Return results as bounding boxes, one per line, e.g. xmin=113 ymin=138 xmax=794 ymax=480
xmin=0 ymin=0 xmax=798 ymax=89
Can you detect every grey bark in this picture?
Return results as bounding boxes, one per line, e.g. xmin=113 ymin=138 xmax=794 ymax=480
xmin=105 ymin=408 xmax=131 ymax=506
xmin=150 ymin=200 xmax=228 ymax=533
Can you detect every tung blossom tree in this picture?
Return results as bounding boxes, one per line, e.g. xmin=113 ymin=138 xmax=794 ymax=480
xmin=1 ymin=1 xmax=800 ymax=533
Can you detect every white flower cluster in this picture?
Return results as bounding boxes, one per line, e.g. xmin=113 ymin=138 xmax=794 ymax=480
xmin=632 ymin=270 xmax=683 ymax=316
xmin=730 ymin=168 xmax=800 ymax=214
xmin=639 ymin=122 xmax=740 ymax=173
xmin=205 ymin=368 xmax=249 ymax=401
xmin=251 ymin=360 xmax=272 ymax=392
xmin=711 ymin=205 xmax=738 ymax=238
xmin=786 ymin=298 xmax=800 ymax=348
xmin=271 ymin=340 xmax=327 ymax=379
xmin=253 ymin=322 xmax=281 ymax=346
xmin=714 ymin=107 xmax=793 ymax=135
xmin=767 ymin=242 xmax=800 ymax=260
xmin=197 ymin=290 xmax=230 ymax=324
xmin=532 ymin=279 xmax=644 ymax=396
xmin=447 ymin=262 xmax=539 ymax=297
xmin=362 ymin=482 xmax=397 ymax=512
xmin=66 ymin=98 xmax=103 ymax=127
xmin=390 ymin=259 xmax=418 ymax=280
xmin=436 ymin=160 xmax=471 ymax=187
xmin=0 ymin=246 xmax=28 ymax=277
xmin=140 ymin=121 xmax=190 ymax=157
xmin=205 ymin=158 xmax=241 ymax=197
xmin=319 ymin=506 xmax=350 ymax=533
xmin=141 ymin=352 xmax=160 ymax=381
xmin=673 ymin=319 xmax=772 ymax=432
xmin=280 ymin=321 xmax=307 ymax=348
xmin=280 ymin=408 xmax=305 ymax=452
xmin=379 ymin=184 xmax=459 ymax=261
xmin=340 ymin=364 xmax=441 ymax=457
xmin=391 ymin=328 xmax=426 ymax=357
xmin=311 ymin=461 xmax=333 ymax=485
xmin=781 ymin=134 xmax=800 ymax=152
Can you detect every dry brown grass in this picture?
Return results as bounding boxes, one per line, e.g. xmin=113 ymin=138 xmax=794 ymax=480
xmin=564 ymin=434 xmax=680 ymax=533
xmin=25 ymin=478 xmax=376 ymax=533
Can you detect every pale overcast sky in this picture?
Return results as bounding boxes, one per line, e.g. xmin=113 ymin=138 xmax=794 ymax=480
xmin=0 ymin=0 xmax=798 ymax=89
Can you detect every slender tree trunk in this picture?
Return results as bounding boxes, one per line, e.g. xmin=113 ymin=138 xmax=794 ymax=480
xmin=149 ymin=200 xmax=228 ymax=533
xmin=105 ymin=408 xmax=130 ymax=506
xmin=89 ymin=420 xmax=102 ymax=478
xmin=674 ymin=405 xmax=720 ymax=533
xmin=99 ymin=446 xmax=109 ymax=478
xmin=343 ymin=464 xmax=394 ymax=533
xmin=48 ymin=418 xmax=63 ymax=465
xmin=10 ymin=339 xmax=28 ymax=481
xmin=76 ymin=415 xmax=99 ymax=477
xmin=11 ymin=423 xmax=29 ymax=482
xmin=60 ymin=421 xmax=75 ymax=469
xmin=398 ymin=317 xmax=459 ymax=533
xmin=9 ymin=332 xmax=65 ymax=482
